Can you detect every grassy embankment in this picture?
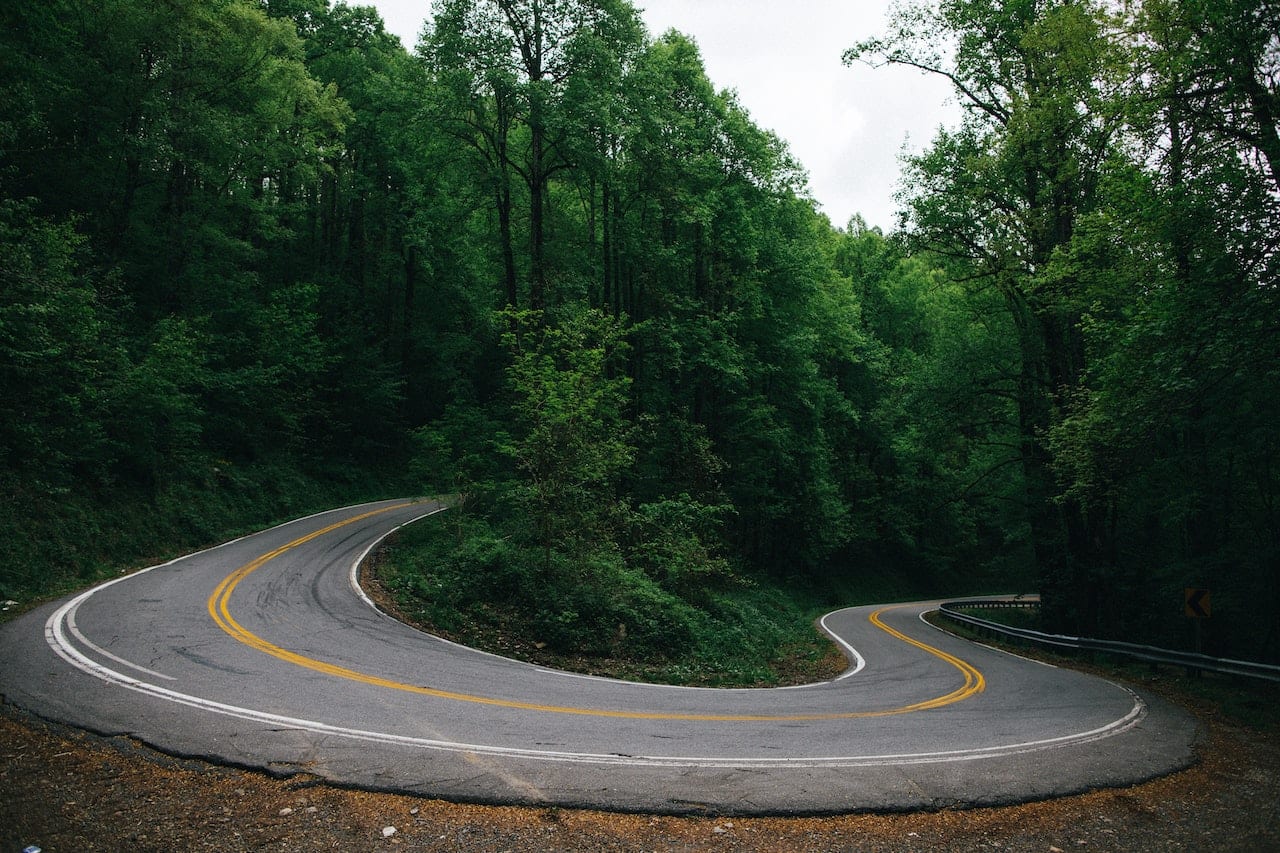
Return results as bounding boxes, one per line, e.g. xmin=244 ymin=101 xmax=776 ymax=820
xmin=0 ymin=460 xmax=405 ymax=621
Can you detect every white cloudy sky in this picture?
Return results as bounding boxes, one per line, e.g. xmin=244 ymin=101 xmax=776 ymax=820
xmin=365 ymin=0 xmax=961 ymax=231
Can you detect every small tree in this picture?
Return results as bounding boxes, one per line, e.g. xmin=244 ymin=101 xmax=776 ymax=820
xmin=500 ymin=308 xmax=632 ymax=569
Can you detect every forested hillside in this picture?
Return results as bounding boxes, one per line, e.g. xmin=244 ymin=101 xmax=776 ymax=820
xmin=2 ymin=0 xmax=1276 ymax=664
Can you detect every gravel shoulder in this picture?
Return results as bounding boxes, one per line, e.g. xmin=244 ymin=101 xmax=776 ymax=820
xmin=3 ymin=666 xmax=1278 ymax=852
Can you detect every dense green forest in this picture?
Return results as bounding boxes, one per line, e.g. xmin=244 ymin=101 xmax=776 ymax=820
xmin=2 ymin=0 xmax=1276 ymax=665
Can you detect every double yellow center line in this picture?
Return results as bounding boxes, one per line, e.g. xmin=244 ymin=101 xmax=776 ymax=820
xmin=207 ymin=506 xmax=985 ymax=720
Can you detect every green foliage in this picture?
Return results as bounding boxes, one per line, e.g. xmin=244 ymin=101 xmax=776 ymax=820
xmin=5 ymin=0 xmax=1271 ymax=674
xmin=626 ymin=495 xmax=735 ymax=600
xmin=0 ymin=455 xmax=397 ymax=606
xmin=379 ymin=515 xmax=842 ymax=685
xmin=0 ymin=203 xmax=115 ymax=494
xmin=499 ymin=308 xmax=633 ymax=559
xmin=853 ymin=0 xmax=1279 ymax=657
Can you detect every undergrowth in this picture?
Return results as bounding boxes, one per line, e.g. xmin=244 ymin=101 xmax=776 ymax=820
xmin=374 ymin=511 xmax=862 ymax=687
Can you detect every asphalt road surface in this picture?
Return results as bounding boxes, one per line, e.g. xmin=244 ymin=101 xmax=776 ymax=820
xmin=0 ymin=500 xmax=1200 ymax=815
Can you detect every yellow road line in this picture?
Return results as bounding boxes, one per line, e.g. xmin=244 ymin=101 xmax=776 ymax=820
xmin=207 ymin=509 xmax=985 ymax=721
xmin=869 ymin=607 xmax=986 ymax=711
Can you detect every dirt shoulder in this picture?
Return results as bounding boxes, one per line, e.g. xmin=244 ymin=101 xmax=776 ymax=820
xmin=3 ymin=667 xmax=1278 ymax=852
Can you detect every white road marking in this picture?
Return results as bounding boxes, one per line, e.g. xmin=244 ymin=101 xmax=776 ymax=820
xmin=45 ymin=534 xmax=1148 ymax=769
xmin=347 ymin=503 xmax=447 ymax=614
xmin=819 ymin=609 xmax=868 ymax=680
xmin=41 ymin=596 xmax=1153 ymax=766
xmin=68 ymin=602 xmax=176 ymax=681
xmin=45 ymin=500 xmax=416 ymax=685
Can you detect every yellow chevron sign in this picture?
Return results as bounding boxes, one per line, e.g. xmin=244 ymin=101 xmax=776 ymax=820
xmin=1184 ymin=588 xmax=1211 ymax=619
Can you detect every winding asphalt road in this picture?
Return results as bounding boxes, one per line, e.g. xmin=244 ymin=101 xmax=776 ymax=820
xmin=0 ymin=499 xmax=1199 ymax=815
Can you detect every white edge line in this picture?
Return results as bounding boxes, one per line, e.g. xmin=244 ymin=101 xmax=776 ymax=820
xmin=43 ymin=509 xmax=1149 ymax=771
xmin=47 ymin=500 xmax=422 ymax=689
xmin=45 ymin=587 xmax=1148 ymax=768
xmin=68 ymin=603 xmax=176 ymax=681
xmin=348 ymin=503 xmax=448 ymax=613
xmin=818 ymin=609 xmax=868 ymax=681
xmin=343 ymin=504 xmax=554 ymax=672
xmin=349 ymin=505 xmax=759 ymax=690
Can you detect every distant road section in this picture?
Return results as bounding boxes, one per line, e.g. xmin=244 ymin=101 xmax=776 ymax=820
xmin=0 ymin=500 xmax=1199 ymax=814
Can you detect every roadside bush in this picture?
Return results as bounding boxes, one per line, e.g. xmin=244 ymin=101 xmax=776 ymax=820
xmin=378 ymin=510 xmax=849 ymax=685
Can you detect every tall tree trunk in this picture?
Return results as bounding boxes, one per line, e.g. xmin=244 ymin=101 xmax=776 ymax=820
xmin=496 ymin=180 xmax=518 ymax=308
xmin=529 ymin=115 xmax=547 ymax=311
xmin=348 ymin=191 xmax=366 ymax=298
xmin=601 ymin=177 xmax=613 ymax=313
xmin=402 ymin=243 xmax=417 ymax=372
xmin=1008 ymin=289 xmax=1068 ymax=628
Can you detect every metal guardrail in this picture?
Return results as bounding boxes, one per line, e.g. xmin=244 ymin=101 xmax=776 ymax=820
xmin=937 ymin=599 xmax=1280 ymax=684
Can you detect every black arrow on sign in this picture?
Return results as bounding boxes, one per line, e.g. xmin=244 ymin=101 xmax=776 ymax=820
xmin=1184 ymin=588 xmax=1211 ymax=619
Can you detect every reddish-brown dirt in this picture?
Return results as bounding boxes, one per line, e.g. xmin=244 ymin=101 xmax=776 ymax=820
xmin=3 ymin=675 xmax=1278 ymax=852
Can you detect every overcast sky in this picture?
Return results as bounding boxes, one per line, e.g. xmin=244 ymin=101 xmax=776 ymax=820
xmin=365 ymin=0 xmax=961 ymax=231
